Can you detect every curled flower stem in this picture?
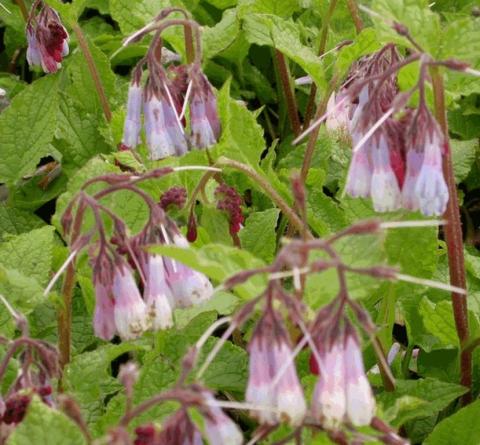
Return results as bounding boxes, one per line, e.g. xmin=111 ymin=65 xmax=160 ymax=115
xmin=303 ymin=0 xmax=338 ymax=127
xmin=274 ymin=50 xmax=301 ymax=136
xmin=72 ymin=24 xmax=112 ymax=122
xmin=430 ymin=66 xmax=471 ymax=404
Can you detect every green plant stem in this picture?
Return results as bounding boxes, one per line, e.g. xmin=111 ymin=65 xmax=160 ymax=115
xmin=303 ymin=0 xmax=338 ymax=127
xmin=72 ymin=24 xmax=112 ymax=122
xmin=216 ymin=157 xmax=310 ymax=238
xmin=430 ymin=66 xmax=471 ymax=404
xmin=15 ymin=0 xmax=28 ymax=21
xmin=300 ymin=75 xmax=338 ymax=184
xmin=346 ymin=0 xmax=364 ymax=34
xmin=274 ymin=50 xmax=301 ymax=136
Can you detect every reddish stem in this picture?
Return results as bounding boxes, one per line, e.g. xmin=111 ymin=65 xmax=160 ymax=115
xmin=346 ymin=0 xmax=364 ymax=34
xmin=430 ymin=67 xmax=471 ymax=404
xmin=275 ymin=50 xmax=301 ymax=136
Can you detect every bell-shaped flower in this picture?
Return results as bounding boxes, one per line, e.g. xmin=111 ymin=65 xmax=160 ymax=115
xmin=143 ymin=254 xmax=174 ymax=330
xmin=112 ymin=260 xmax=148 ymax=340
xmin=122 ymin=80 xmax=143 ymax=149
xmin=93 ymin=280 xmax=117 ymax=341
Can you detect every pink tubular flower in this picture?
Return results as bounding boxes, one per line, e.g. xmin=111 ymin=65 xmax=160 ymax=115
xmin=312 ymin=321 xmax=376 ymax=428
xmin=202 ymin=392 xmax=243 ymax=445
xmin=143 ymin=63 xmax=188 ymax=160
xmin=143 ymin=254 xmax=174 ymax=330
xmin=370 ymin=135 xmax=402 ymax=212
xmin=93 ymin=281 xmax=117 ymax=341
xmin=326 ymin=90 xmax=351 ymax=133
xmin=344 ymin=323 xmax=376 ymax=426
xmin=413 ymin=121 xmax=448 ymax=216
xmin=245 ymin=307 xmax=306 ymax=426
xmin=312 ymin=328 xmax=346 ymax=429
xmin=402 ymin=148 xmax=424 ymax=211
xmin=26 ymin=6 xmax=69 ymax=73
xmin=122 ymin=81 xmax=143 ymax=149
xmin=188 ymin=65 xmax=221 ymax=149
xmin=112 ymin=260 xmax=148 ymax=340
xmin=163 ymin=232 xmax=213 ymax=308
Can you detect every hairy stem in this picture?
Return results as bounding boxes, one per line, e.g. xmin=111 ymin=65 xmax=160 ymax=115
xmin=303 ymin=0 xmax=338 ymax=127
xmin=274 ymin=50 xmax=301 ymax=136
xmin=72 ymin=24 xmax=112 ymax=122
xmin=58 ymin=202 xmax=86 ymax=372
xmin=216 ymin=157 xmax=311 ymax=238
xmin=430 ymin=66 xmax=471 ymax=404
xmin=346 ymin=0 xmax=364 ymax=33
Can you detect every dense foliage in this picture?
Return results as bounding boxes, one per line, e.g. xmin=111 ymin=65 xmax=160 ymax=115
xmin=0 ymin=0 xmax=480 ymax=444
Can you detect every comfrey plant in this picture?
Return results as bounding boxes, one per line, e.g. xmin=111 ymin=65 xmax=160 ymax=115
xmin=119 ymin=8 xmax=221 ymax=160
xmin=25 ymin=0 xmax=69 ymax=73
xmin=296 ymin=38 xmax=478 ymax=218
xmin=53 ymin=167 xmax=216 ymax=341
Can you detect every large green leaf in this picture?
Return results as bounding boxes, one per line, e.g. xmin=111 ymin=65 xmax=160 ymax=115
xmin=0 ymin=75 xmax=60 ymax=185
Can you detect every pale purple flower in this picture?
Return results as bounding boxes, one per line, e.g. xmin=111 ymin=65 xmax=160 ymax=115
xmin=164 ymin=234 xmax=213 ymax=308
xmin=122 ymin=81 xmax=143 ymax=149
xmin=143 ymin=254 xmax=174 ymax=330
xmin=414 ymin=130 xmax=448 ymax=216
xmin=312 ymin=335 xmax=346 ymax=429
xmin=344 ymin=324 xmax=376 ymax=426
xmin=189 ymin=67 xmax=221 ymax=149
xmin=370 ymin=135 xmax=402 ymax=212
xmin=93 ymin=281 xmax=116 ymax=341
xmin=246 ymin=308 xmax=306 ymax=426
xmin=326 ymin=91 xmax=350 ymax=132
xmin=203 ymin=392 xmax=243 ymax=445
xmin=112 ymin=261 xmax=148 ymax=340
xmin=345 ymin=142 xmax=372 ymax=198
xmin=144 ymin=95 xmax=178 ymax=160
xmin=401 ymin=148 xmax=424 ymax=211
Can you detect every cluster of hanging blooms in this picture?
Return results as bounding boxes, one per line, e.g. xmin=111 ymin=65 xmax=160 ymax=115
xmin=303 ymin=44 xmax=450 ymax=217
xmin=0 ymin=302 xmax=59 ymax=443
xmin=56 ymin=168 xmax=214 ymax=341
xmin=25 ymin=0 xmax=69 ymax=73
xmin=120 ymin=9 xmax=221 ymax=160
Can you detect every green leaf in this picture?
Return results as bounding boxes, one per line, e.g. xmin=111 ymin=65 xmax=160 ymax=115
xmin=65 ymin=39 xmax=117 ymax=115
xmin=239 ymin=208 xmax=280 ymax=263
xmin=202 ymin=9 xmax=241 ymax=60
xmin=0 ymin=205 xmax=44 ymax=241
xmin=212 ymin=80 xmax=266 ymax=167
xmin=241 ymin=13 xmax=325 ymax=88
xmin=0 ymin=75 xmax=60 ymax=185
xmin=6 ymin=397 xmax=86 ymax=445
xmin=109 ymin=0 xmax=183 ymax=34
xmin=64 ymin=343 xmax=140 ymax=427
xmin=379 ymin=378 xmax=467 ymax=427
xmin=55 ymin=96 xmax=112 ymax=175
xmin=419 ymin=297 xmax=459 ymax=349
xmin=238 ymin=0 xmax=302 ymax=17
xmin=149 ymin=243 xmax=267 ymax=299
xmin=425 ymin=399 xmax=480 ymax=445
xmin=451 ymin=139 xmax=478 ymax=183
xmin=0 ymin=226 xmax=55 ymax=287
xmin=200 ymin=207 xmax=232 ymax=245
xmin=335 ymin=28 xmax=381 ymax=74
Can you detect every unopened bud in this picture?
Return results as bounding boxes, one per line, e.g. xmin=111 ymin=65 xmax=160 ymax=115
xmin=187 ymin=210 xmax=198 ymax=242
xmin=118 ymin=362 xmax=139 ymax=390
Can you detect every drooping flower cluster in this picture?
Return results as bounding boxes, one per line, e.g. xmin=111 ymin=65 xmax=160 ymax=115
xmin=310 ymin=318 xmax=376 ymax=428
xmin=121 ymin=20 xmax=221 ymax=159
xmin=26 ymin=2 xmax=69 ymax=73
xmin=327 ymin=45 xmax=449 ymax=216
xmin=91 ymin=216 xmax=213 ymax=341
xmin=246 ymin=302 xmax=307 ymax=426
xmin=0 ymin=330 xmax=59 ymax=443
